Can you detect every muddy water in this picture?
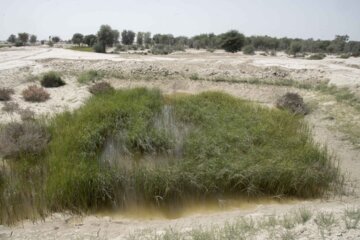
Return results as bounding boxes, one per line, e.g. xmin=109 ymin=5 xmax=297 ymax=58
xmin=96 ymin=197 xmax=300 ymax=220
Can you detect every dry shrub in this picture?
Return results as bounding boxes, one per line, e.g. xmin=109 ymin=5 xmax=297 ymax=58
xmin=276 ymin=92 xmax=309 ymax=115
xmin=19 ymin=108 xmax=35 ymax=121
xmin=89 ymin=82 xmax=114 ymax=95
xmin=0 ymin=121 xmax=50 ymax=159
xmin=2 ymin=101 xmax=19 ymax=113
xmin=0 ymin=88 xmax=15 ymax=101
xmin=22 ymin=85 xmax=50 ymax=102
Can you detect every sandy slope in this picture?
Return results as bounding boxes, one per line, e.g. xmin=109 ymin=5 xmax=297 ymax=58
xmin=0 ymin=47 xmax=359 ymax=239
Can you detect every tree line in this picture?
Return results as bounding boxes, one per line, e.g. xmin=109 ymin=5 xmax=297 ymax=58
xmin=6 ymin=25 xmax=360 ymax=56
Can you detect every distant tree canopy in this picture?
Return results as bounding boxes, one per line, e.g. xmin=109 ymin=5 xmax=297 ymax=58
xmin=18 ymin=33 xmax=29 ymax=45
xmin=30 ymin=35 xmax=37 ymax=44
xmin=219 ymin=30 xmax=245 ymax=53
xmin=137 ymin=32 xmax=144 ymax=46
xmin=121 ymin=30 xmax=135 ymax=45
xmin=52 ymin=36 xmax=61 ymax=43
xmin=67 ymin=24 xmax=360 ymax=56
xmin=7 ymin=34 xmax=16 ymax=43
xmin=84 ymin=34 xmax=97 ymax=47
xmin=72 ymin=33 xmax=83 ymax=46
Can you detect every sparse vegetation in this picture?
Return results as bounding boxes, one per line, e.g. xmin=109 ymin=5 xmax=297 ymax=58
xmin=343 ymin=207 xmax=360 ymax=229
xmin=22 ymin=85 xmax=50 ymax=102
xmin=308 ymin=53 xmax=326 ymax=60
xmin=19 ymin=108 xmax=35 ymax=121
xmin=77 ymin=70 xmax=104 ymax=84
xmin=0 ymin=88 xmax=15 ymax=101
xmin=276 ymin=92 xmax=309 ymax=115
xmin=88 ymin=81 xmax=114 ymax=94
xmin=41 ymin=71 xmax=65 ymax=88
xmin=242 ymin=45 xmax=255 ymax=55
xmin=0 ymin=121 xmax=49 ymax=159
xmin=2 ymin=101 xmax=19 ymax=113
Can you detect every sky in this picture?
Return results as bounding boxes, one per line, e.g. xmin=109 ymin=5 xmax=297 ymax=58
xmin=0 ymin=0 xmax=360 ymax=41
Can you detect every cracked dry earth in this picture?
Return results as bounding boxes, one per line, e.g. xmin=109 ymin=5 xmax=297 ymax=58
xmin=0 ymin=46 xmax=360 ymax=239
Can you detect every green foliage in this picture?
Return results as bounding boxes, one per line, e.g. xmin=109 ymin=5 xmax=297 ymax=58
xmin=18 ymin=33 xmax=29 ymax=45
xmin=289 ymin=42 xmax=302 ymax=57
xmin=44 ymin=89 xmax=338 ymax=211
xmin=29 ymin=35 xmax=37 ymax=44
xmin=93 ymin=42 xmax=106 ymax=53
xmin=343 ymin=208 xmax=360 ymax=229
xmin=220 ymin=30 xmax=245 ymax=53
xmin=242 ymin=45 xmax=255 ymax=55
xmin=41 ymin=71 xmax=65 ymax=88
xmin=150 ymin=44 xmax=174 ymax=55
xmin=77 ymin=70 xmax=104 ymax=84
xmin=97 ymin=25 xmax=117 ymax=48
xmin=7 ymin=34 xmax=16 ymax=43
xmin=72 ymin=33 xmax=83 ymax=46
xmin=52 ymin=36 xmax=60 ymax=43
xmin=83 ymin=34 xmax=97 ymax=47
xmin=121 ymin=30 xmax=136 ymax=45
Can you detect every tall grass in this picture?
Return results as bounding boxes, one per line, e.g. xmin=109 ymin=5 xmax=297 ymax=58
xmin=0 ymin=88 xmax=341 ymax=224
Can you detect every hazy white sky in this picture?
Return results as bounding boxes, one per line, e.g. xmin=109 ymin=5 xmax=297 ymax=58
xmin=0 ymin=0 xmax=359 ymax=41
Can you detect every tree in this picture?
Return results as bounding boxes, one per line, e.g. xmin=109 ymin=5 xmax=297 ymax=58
xmin=18 ymin=33 xmax=29 ymax=45
xmin=72 ymin=33 xmax=83 ymax=46
xmin=219 ymin=30 xmax=245 ymax=53
xmin=84 ymin=34 xmax=97 ymax=47
xmin=144 ymin=32 xmax=152 ymax=45
xmin=7 ymin=34 xmax=16 ymax=43
xmin=137 ymin=32 xmax=144 ymax=46
xmin=96 ymin=25 xmax=117 ymax=53
xmin=289 ymin=42 xmax=302 ymax=57
xmin=52 ymin=36 xmax=61 ymax=43
xmin=30 ymin=35 xmax=37 ymax=44
xmin=121 ymin=30 xmax=135 ymax=45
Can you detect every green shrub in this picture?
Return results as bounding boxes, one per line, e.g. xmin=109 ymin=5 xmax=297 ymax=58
xmin=150 ymin=44 xmax=174 ymax=55
xmin=43 ymin=89 xmax=338 ymax=211
xmin=41 ymin=72 xmax=65 ymax=88
xmin=22 ymin=85 xmax=50 ymax=102
xmin=307 ymin=53 xmax=326 ymax=60
xmin=220 ymin=30 xmax=245 ymax=53
xmin=93 ymin=42 xmax=106 ymax=53
xmin=0 ymin=88 xmax=15 ymax=101
xmin=243 ymin=45 xmax=255 ymax=55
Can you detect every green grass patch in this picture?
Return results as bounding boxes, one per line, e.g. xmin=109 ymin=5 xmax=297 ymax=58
xmin=69 ymin=46 xmax=94 ymax=52
xmin=0 ymin=88 xmax=341 ymax=223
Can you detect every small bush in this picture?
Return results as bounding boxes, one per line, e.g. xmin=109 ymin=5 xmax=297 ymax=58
xmin=93 ymin=42 xmax=105 ymax=53
xmin=0 ymin=88 xmax=15 ymax=101
xmin=22 ymin=85 xmax=50 ymax=102
xmin=243 ymin=45 xmax=255 ymax=55
xmin=150 ymin=44 xmax=174 ymax=55
xmin=308 ymin=53 xmax=326 ymax=60
xmin=41 ymin=72 xmax=65 ymax=88
xmin=78 ymin=70 xmax=104 ymax=84
xmin=88 ymin=82 xmax=114 ymax=95
xmin=2 ymin=102 xmax=19 ymax=113
xmin=276 ymin=92 xmax=309 ymax=115
xmin=19 ymin=108 xmax=35 ymax=121
xmin=0 ymin=121 xmax=49 ymax=159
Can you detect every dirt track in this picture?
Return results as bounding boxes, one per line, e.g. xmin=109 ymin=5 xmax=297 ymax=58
xmin=0 ymin=46 xmax=359 ymax=239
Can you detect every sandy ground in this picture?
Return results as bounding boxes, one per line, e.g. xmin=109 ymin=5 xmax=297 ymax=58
xmin=0 ymin=46 xmax=360 ymax=239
